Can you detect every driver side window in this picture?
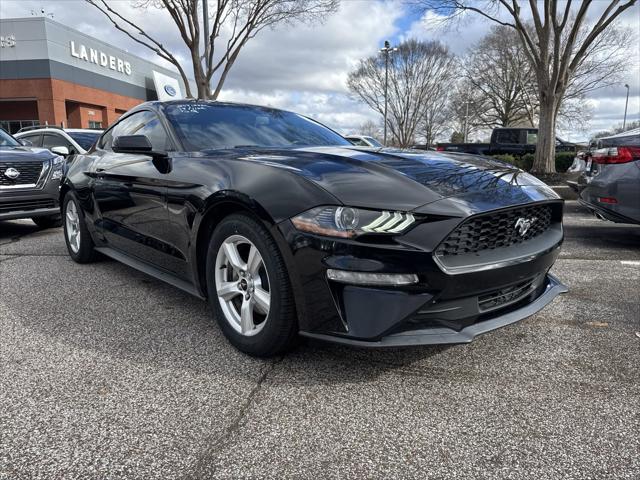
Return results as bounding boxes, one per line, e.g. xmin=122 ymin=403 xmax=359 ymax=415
xmin=100 ymin=111 xmax=172 ymax=151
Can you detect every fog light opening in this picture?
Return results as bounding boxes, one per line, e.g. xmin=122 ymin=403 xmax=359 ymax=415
xmin=327 ymin=269 xmax=418 ymax=286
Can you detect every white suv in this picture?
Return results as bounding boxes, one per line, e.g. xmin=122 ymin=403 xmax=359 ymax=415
xmin=15 ymin=127 xmax=102 ymax=157
xmin=344 ymin=134 xmax=384 ymax=148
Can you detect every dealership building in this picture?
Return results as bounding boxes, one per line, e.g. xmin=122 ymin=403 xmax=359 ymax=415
xmin=0 ymin=17 xmax=184 ymax=134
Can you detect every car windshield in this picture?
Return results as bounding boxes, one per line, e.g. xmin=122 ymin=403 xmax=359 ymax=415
xmin=68 ymin=131 xmax=101 ymax=150
xmin=347 ymin=137 xmax=368 ymax=146
xmin=364 ymin=136 xmax=383 ymax=147
xmin=0 ymin=129 xmax=20 ymax=147
xmin=165 ymin=103 xmax=351 ymax=151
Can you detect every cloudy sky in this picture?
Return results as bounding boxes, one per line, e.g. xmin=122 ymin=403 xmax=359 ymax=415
xmin=2 ymin=0 xmax=639 ymax=142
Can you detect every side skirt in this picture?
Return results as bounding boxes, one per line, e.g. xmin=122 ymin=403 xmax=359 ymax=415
xmin=95 ymin=246 xmax=206 ymax=300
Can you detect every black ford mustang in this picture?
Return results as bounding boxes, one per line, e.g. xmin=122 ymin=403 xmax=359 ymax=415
xmin=61 ymin=100 xmax=567 ymax=356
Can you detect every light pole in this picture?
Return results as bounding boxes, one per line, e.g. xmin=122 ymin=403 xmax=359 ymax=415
xmin=203 ymin=0 xmax=210 ymax=98
xmin=380 ymin=40 xmax=397 ymax=146
xmin=623 ymin=83 xmax=630 ymax=131
xmin=463 ymin=99 xmax=473 ymax=143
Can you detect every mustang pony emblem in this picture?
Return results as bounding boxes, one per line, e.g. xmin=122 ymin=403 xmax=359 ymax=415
xmin=3 ymin=167 xmax=21 ymax=180
xmin=514 ymin=217 xmax=536 ymax=237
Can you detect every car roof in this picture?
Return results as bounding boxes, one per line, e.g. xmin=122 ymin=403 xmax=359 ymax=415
xmin=598 ymin=127 xmax=640 ymax=141
xmin=15 ymin=127 xmax=99 ymax=135
xmin=493 ymin=127 xmax=536 ymax=131
xmin=64 ymin=128 xmax=102 ymax=133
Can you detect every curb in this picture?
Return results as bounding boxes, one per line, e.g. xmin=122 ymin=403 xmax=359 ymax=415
xmin=550 ymin=185 xmax=578 ymax=200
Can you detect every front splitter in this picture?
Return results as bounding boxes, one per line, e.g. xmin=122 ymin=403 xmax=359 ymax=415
xmin=299 ymin=273 xmax=568 ymax=348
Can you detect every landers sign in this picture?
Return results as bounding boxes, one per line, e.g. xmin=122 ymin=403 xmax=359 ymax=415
xmin=70 ymin=40 xmax=132 ymax=76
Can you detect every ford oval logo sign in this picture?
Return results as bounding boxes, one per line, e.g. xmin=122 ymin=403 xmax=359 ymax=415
xmin=164 ymin=85 xmax=177 ymax=97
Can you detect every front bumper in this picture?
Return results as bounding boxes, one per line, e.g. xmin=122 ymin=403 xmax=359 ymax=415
xmin=0 ymin=188 xmax=60 ymax=221
xmin=277 ymin=200 xmax=566 ymax=348
xmin=301 ymin=273 xmax=567 ymax=347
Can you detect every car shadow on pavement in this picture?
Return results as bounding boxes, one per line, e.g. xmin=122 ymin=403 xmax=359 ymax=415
xmin=0 ymin=219 xmax=43 ymax=240
xmin=3 ymin=255 xmax=451 ymax=387
xmin=0 ymin=219 xmax=461 ymax=386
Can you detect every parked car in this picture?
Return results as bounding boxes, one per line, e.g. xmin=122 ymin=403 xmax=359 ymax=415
xmin=0 ymin=128 xmax=65 ymax=228
xmin=572 ymin=128 xmax=640 ymax=224
xmin=15 ymin=126 xmax=102 ymax=157
xmin=61 ymin=100 xmax=567 ymax=356
xmin=567 ymin=150 xmax=589 ymax=174
xmin=437 ymin=127 xmax=577 ymax=156
xmin=345 ymin=134 xmax=383 ymax=148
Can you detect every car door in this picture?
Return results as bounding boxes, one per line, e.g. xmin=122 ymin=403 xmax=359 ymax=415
xmin=494 ymin=129 xmax=523 ymax=155
xmin=93 ymin=110 xmax=177 ymax=270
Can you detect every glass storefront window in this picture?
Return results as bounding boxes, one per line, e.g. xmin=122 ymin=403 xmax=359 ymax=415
xmin=0 ymin=120 xmax=40 ymax=134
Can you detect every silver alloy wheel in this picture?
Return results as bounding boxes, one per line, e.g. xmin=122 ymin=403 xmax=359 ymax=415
xmin=214 ymin=234 xmax=271 ymax=336
xmin=65 ymin=200 xmax=81 ymax=253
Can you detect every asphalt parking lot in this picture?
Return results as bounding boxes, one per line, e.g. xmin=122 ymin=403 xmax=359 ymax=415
xmin=1 ymin=201 xmax=639 ymax=479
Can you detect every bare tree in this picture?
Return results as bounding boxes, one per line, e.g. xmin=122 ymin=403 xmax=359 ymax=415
xmin=421 ymin=74 xmax=452 ymax=146
xmin=446 ymin=81 xmax=485 ymax=142
xmin=463 ymin=26 xmax=537 ymax=128
xmin=348 ymin=39 xmax=457 ymax=148
xmin=357 ymin=119 xmax=383 ymax=140
xmin=412 ymin=0 xmax=637 ymax=172
xmin=462 ymin=23 xmax=622 ymax=131
xmin=87 ymin=0 xmax=339 ymax=99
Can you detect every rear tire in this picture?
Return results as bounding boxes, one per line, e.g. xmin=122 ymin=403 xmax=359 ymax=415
xmin=63 ymin=192 xmax=97 ymax=264
xmin=206 ymin=213 xmax=298 ymax=357
xmin=32 ymin=215 xmax=62 ymax=229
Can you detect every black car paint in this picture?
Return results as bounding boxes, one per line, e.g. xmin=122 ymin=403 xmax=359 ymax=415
xmin=62 ymin=101 xmax=565 ymax=345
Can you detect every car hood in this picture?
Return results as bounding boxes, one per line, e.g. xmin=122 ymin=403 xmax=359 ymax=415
xmin=232 ymin=146 xmax=559 ymax=212
xmin=0 ymin=146 xmax=54 ymax=162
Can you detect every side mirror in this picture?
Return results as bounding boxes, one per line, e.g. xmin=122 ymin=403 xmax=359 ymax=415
xmin=113 ymin=135 xmax=153 ymax=154
xmin=113 ymin=135 xmax=171 ymax=174
xmin=51 ymin=146 xmax=70 ymax=156
xmin=18 ymin=138 xmax=33 ymax=146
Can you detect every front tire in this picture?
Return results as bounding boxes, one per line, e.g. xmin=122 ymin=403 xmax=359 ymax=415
xmin=206 ymin=213 xmax=298 ymax=357
xmin=63 ymin=192 xmax=97 ymax=263
xmin=32 ymin=215 xmax=62 ymax=229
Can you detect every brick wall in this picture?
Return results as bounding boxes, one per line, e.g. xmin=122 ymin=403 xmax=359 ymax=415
xmin=0 ymin=78 xmax=144 ymax=129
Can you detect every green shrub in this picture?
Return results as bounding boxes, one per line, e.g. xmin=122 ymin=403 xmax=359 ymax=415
xmin=520 ymin=153 xmax=535 ymax=171
xmin=492 ymin=154 xmax=516 ymax=166
xmin=492 ymin=151 xmax=574 ymax=172
xmin=491 ymin=154 xmax=533 ymax=170
xmin=554 ymin=152 xmax=575 ymax=172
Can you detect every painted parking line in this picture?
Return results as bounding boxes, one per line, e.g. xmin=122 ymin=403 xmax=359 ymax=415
xmin=620 ymin=260 xmax=640 ymax=266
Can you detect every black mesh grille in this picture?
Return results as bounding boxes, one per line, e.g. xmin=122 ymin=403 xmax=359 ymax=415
xmin=478 ymin=278 xmax=535 ymax=311
xmin=435 ymin=204 xmax=553 ymax=257
xmin=0 ymin=161 xmax=45 ymax=186
xmin=0 ymin=198 xmax=55 ymax=214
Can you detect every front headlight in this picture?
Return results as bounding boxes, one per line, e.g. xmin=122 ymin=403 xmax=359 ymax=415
xmin=291 ymin=206 xmax=417 ymax=238
xmin=51 ymin=155 xmax=64 ymax=180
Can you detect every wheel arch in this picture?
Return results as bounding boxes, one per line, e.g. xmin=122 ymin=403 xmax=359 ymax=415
xmin=59 ymin=180 xmax=71 ymax=207
xmin=193 ymin=192 xmax=307 ymax=325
